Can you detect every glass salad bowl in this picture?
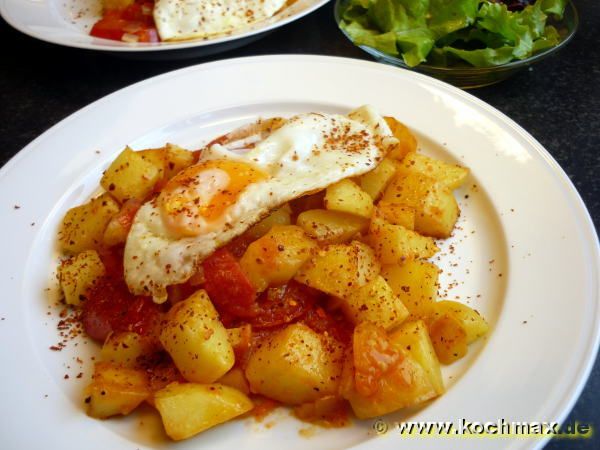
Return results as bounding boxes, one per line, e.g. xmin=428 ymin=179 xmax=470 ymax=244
xmin=334 ymin=0 xmax=578 ymax=89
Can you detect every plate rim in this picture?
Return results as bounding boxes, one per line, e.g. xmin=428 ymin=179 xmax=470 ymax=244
xmin=0 ymin=0 xmax=331 ymax=52
xmin=1 ymin=54 xmax=598 ymax=449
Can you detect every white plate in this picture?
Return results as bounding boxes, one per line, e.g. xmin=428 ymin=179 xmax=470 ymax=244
xmin=0 ymin=0 xmax=329 ymax=58
xmin=0 ymin=55 xmax=598 ymax=450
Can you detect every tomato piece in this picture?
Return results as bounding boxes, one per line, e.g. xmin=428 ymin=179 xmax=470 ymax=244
xmin=90 ymin=18 xmax=128 ymax=41
xmin=121 ymin=3 xmax=143 ymax=21
xmin=302 ymin=304 xmax=353 ymax=345
xmin=121 ymin=2 xmax=154 ymax=22
xmin=202 ymin=248 xmax=258 ymax=318
xmin=192 ymin=149 xmax=202 ymax=164
xmin=82 ymin=276 xmax=163 ymax=343
xmin=206 ymin=134 xmax=230 ymax=147
xmin=222 ymin=235 xmax=252 ymax=259
xmin=126 ymin=296 xmax=162 ymax=337
xmin=142 ymin=353 xmax=186 ymax=392
xmin=152 ymin=178 xmax=168 ymax=194
xmin=352 ymin=322 xmax=401 ymax=397
xmin=249 ymin=281 xmax=318 ymax=329
xmin=90 ymin=2 xmax=158 ymax=43
xmin=216 ymin=309 xmax=239 ymax=329
xmin=229 ymin=324 xmax=253 ymax=366
xmin=116 ymin=198 xmax=142 ymax=229
xmin=91 ymin=20 xmax=158 ymax=42
xmin=166 ymin=281 xmax=198 ymax=304
xmin=97 ymin=246 xmax=125 ymax=278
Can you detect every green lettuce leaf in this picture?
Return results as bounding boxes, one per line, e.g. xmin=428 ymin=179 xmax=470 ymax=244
xmin=431 ymin=45 xmax=516 ymax=67
xmin=519 ymin=1 xmax=547 ymax=39
xmin=395 ymin=27 xmax=436 ymax=66
xmin=337 ymin=0 xmax=569 ymax=68
xmin=367 ymin=0 xmax=422 ymax=32
xmin=428 ymin=0 xmax=479 ymax=38
xmin=540 ymin=0 xmax=568 ymax=18
xmin=341 ymin=21 xmax=400 ymax=55
xmin=399 ymin=0 xmax=430 ymax=17
xmin=532 ymin=25 xmax=561 ymax=52
xmin=341 ymin=0 xmax=373 ymax=28
xmin=436 ymin=27 xmax=506 ymax=49
xmin=341 ymin=0 xmax=437 ymax=66
xmin=477 ymin=2 xmax=534 ymax=58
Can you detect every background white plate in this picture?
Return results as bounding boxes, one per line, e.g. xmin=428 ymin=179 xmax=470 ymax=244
xmin=0 ymin=0 xmax=330 ymax=58
xmin=0 ymin=55 xmax=598 ymax=450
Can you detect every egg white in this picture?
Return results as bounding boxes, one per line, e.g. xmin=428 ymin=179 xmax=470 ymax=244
xmin=124 ymin=106 xmax=397 ymax=301
xmin=154 ymin=0 xmax=287 ymax=41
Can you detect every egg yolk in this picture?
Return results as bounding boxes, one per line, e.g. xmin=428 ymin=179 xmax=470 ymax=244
xmin=159 ymin=159 xmax=268 ymax=237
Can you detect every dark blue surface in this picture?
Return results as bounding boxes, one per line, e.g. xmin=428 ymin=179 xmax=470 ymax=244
xmin=0 ymin=1 xmax=598 ymax=448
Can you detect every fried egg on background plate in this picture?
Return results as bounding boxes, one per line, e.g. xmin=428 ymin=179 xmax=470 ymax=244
xmin=154 ymin=0 xmax=288 ymax=41
xmin=124 ymin=106 xmax=398 ymax=301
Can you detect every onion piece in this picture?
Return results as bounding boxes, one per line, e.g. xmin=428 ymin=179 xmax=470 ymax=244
xmin=121 ymin=33 xmax=140 ymax=43
xmin=123 ymin=22 xmax=142 ymax=34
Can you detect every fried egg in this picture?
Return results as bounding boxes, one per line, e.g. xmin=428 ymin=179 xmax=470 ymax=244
xmin=124 ymin=106 xmax=398 ymax=301
xmin=154 ymin=0 xmax=287 ymax=41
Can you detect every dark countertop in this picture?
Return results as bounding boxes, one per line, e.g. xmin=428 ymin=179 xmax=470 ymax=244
xmin=1 ymin=1 xmax=598 ymax=448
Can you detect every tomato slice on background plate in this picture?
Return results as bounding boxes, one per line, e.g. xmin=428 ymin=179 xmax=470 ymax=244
xmin=90 ymin=2 xmax=159 ymax=43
